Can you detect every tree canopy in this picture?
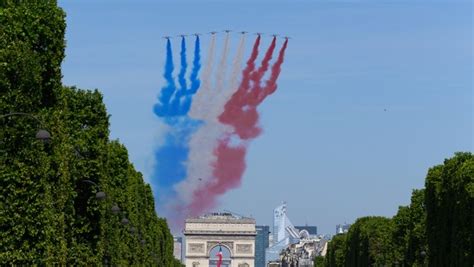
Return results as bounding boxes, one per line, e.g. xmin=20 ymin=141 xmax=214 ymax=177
xmin=1 ymin=1 xmax=181 ymax=265
xmin=425 ymin=152 xmax=473 ymax=266
xmin=320 ymin=152 xmax=472 ymax=267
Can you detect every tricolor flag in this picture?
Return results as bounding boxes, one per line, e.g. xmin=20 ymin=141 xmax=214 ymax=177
xmin=216 ymin=245 xmax=223 ymax=267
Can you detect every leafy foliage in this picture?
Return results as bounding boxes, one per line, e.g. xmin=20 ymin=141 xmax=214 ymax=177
xmin=344 ymin=216 xmax=394 ymax=266
xmin=320 ymin=153 xmax=472 ymax=266
xmin=314 ymin=255 xmax=324 ymax=267
xmin=324 ymin=233 xmax=346 ymax=267
xmin=1 ymin=1 xmax=181 ymax=265
xmin=425 ymin=152 xmax=473 ymax=266
xmin=391 ymin=189 xmax=427 ymax=266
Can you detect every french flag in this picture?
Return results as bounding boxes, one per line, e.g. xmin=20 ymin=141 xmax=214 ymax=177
xmin=216 ymin=245 xmax=223 ymax=267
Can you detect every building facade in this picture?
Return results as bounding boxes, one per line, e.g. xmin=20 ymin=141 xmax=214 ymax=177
xmin=295 ymin=226 xmax=317 ymax=237
xmin=336 ymin=223 xmax=351 ymax=234
xmin=184 ymin=212 xmax=256 ymax=267
xmin=265 ymin=203 xmax=300 ymax=263
xmin=173 ymin=236 xmax=183 ymax=263
xmin=255 ymin=225 xmax=270 ymax=267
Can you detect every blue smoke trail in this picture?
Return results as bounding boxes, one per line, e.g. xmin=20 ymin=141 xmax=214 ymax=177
xmin=178 ymin=37 xmax=188 ymax=92
xmin=181 ymin=36 xmax=201 ymax=114
xmin=170 ymin=37 xmax=188 ymax=114
xmin=154 ymin=39 xmax=176 ymax=117
xmin=153 ymin=36 xmax=202 ymax=197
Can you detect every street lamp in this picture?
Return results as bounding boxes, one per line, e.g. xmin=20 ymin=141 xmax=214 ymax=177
xmin=0 ymin=112 xmax=51 ymax=143
xmin=121 ymin=217 xmax=129 ymax=225
xmin=81 ymin=179 xmax=106 ymax=200
xmin=111 ymin=204 xmax=121 ymax=214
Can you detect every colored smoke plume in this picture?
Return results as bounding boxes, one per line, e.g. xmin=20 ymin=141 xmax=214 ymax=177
xmin=152 ymin=37 xmax=201 ymax=221
xmin=188 ymin=37 xmax=288 ymax=215
xmin=180 ymin=35 xmax=246 ymax=207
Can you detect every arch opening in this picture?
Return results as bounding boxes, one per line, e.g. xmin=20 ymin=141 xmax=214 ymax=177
xmin=209 ymin=245 xmax=232 ymax=267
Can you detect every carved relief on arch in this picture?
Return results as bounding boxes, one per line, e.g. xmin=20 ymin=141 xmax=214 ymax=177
xmin=188 ymin=243 xmax=205 ymax=253
xmin=236 ymin=244 xmax=253 ymax=254
xmin=238 ymin=263 xmax=249 ymax=267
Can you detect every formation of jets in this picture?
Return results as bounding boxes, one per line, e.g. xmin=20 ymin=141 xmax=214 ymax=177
xmin=162 ymin=31 xmax=291 ymax=39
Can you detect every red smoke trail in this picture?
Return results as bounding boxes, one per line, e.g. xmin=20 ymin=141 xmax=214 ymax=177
xmin=219 ymin=37 xmax=277 ymax=139
xmin=255 ymin=39 xmax=288 ymax=103
xmin=249 ymin=37 xmax=277 ymax=92
xmin=188 ymin=38 xmax=288 ymax=216
xmin=188 ymin=139 xmax=246 ymax=214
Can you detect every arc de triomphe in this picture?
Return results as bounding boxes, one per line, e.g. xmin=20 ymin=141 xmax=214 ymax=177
xmin=184 ymin=212 xmax=256 ymax=267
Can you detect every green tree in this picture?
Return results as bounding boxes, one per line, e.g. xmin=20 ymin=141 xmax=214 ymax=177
xmin=325 ymin=233 xmax=346 ymax=267
xmin=392 ymin=189 xmax=427 ymax=266
xmin=1 ymin=0 xmax=66 ymax=264
xmin=425 ymin=152 xmax=473 ymax=266
xmin=1 ymin=1 xmax=181 ymax=265
xmin=344 ymin=216 xmax=394 ymax=267
xmin=314 ymin=255 xmax=324 ymax=267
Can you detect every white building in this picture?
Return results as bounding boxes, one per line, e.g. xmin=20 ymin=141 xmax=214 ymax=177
xmin=184 ymin=212 xmax=256 ymax=267
xmin=336 ymin=223 xmax=351 ymax=234
xmin=265 ymin=203 xmax=300 ymax=263
xmin=174 ymin=236 xmax=183 ymax=262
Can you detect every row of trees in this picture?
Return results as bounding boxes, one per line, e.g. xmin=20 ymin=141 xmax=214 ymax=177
xmin=1 ymin=1 xmax=181 ymax=265
xmin=321 ymin=152 xmax=473 ymax=267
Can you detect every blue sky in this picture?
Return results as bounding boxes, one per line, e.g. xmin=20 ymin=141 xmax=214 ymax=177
xmin=59 ymin=0 xmax=472 ymax=234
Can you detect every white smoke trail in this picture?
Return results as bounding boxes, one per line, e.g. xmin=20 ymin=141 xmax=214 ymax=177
xmin=210 ymin=34 xmax=245 ymax=119
xmin=176 ymin=34 xmax=246 ymax=206
xmin=211 ymin=34 xmax=230 ymax=111
xmin=188 ymin=35 xmax=216 ymax=119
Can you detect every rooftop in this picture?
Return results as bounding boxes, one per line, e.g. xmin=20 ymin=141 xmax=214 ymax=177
xmin=185 ymin=212 xmax=255 ymax=224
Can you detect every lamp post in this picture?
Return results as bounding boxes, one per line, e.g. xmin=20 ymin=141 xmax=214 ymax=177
xmin=111 ymin=203 xmax=121 ymax=214
xmin=121 ymin=217 xmax=129 ymax=225
xmin=0 ymin=112 xmax=51 ymax=143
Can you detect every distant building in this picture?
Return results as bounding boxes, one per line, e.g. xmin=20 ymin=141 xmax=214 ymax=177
xmin=265 ymin=203 xmax=325 ymax=266
xmin=265 ymin=203 xmax=301 ymax=263
xmin=255 ymin=225 xmax=270 ymax=267
xmin=173 ymin=236 xmax=183 ymax=262
xmin=184 ymin=212 xmax=256 ymax=267
xmin=336 ymin=223 xmax=351 ymax=234
xmin=268 ymin=234 xmax=273 ymax=247
xmin=279 ymin=236 xmax=329 ymax=267
xmin=295 ymin=226 xmax=317 ymax=237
